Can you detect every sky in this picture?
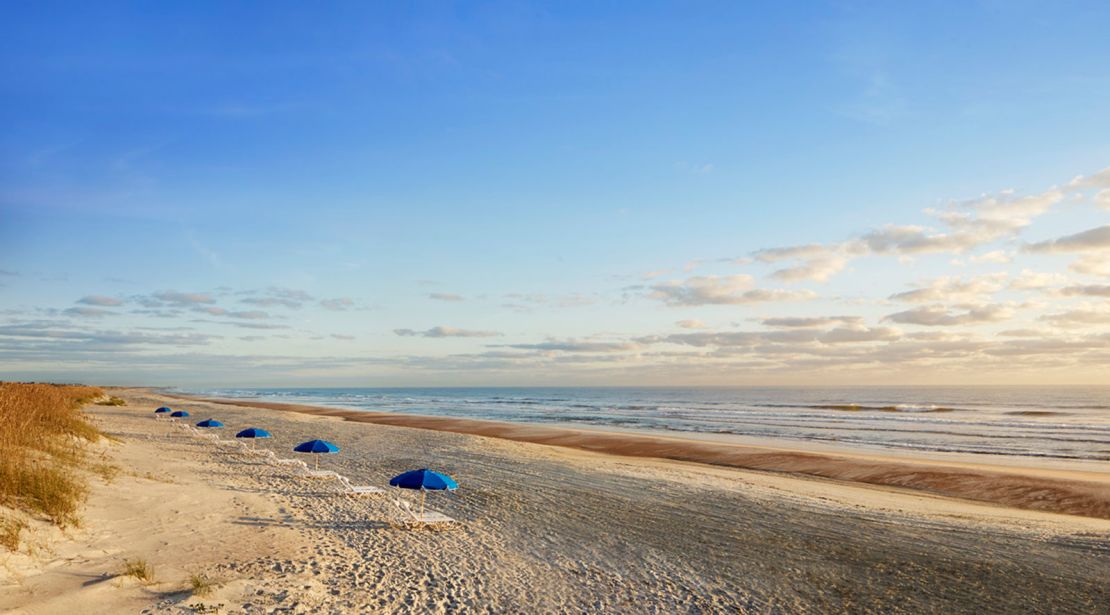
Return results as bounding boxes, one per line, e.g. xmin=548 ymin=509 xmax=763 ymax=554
xmin=2 ymin=1 xmax=1109 ymax=387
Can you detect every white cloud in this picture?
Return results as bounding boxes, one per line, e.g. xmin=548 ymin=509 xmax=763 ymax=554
xmin=762 ymin=316 xmax=862 ymax=328
xmin=1040 ymin=307 xmax=1110 ymax=327
xmin=883 ymin=304 xmax=1011 ymax=326
xmin=1009 ymin=269 xmax=1066 ymax=290
xmin=1095 ymin=189 xmax=1110 ymax=210
xmin=1026 ymin=225 xmax=1110 ymax=253
xmin=676 ymin=319 xmax=708 ymax=329
xmin=888 ymin=273 xmax=1007 ymax=303
xmin=429 ymin=293 xmax=465 ymax=302
xmin=969 ymin=250 xmax=1012 ymax=264
xmin=817 ymin=326 xmax=900 ymax=344
xmin=752 ymin=243 xmax=855 ymax=283
xmin=649 ymin=275 xmax=815 ymax=306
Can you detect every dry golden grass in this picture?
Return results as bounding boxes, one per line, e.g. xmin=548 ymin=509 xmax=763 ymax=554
xmin=189 ymin=572 xmax=217 ymax=597
xmin=96 ymin=396 xmax=126 ymax=406
xmin=0 ymin=514 xmax=26 ymax=551
xmin=0 ymin=382 xmax=104 ymax=540
xmin=121 ymin=558 xmax=154 ymax=583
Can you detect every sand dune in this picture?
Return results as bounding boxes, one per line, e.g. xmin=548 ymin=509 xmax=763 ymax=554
xmin=182 ymin=395 xmax=1110 ymax=520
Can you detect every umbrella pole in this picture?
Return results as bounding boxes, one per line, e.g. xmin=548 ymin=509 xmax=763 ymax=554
xmin=315 ymin=455 xmax=319 ymax=470
xmin=420 ymin=489 xmax=426 ymax=517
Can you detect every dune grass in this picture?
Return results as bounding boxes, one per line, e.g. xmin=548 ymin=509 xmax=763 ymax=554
xmin=0 ymin=382 xmax=105 ymax=542
xmin=189 ymin=572 xmax=217 ymax=597
xmin=96 ymin=396 xmax=127 ymax=407
xmin=122 ymin=558 xmax=154 ymax=583
xmin=0 ymin=514 xmax=26 ymax=551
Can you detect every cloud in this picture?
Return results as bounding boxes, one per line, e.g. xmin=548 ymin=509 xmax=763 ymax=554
xmin=0 ymin=322 xmax=217 ymax=347
xmin=1040 ymin=308 xmax=1110 ymax=327
xmin=675 ymin=319 xmax=708 ymax=329
xmin=1067 ymin=166 xmax=1110 ymax=189
xmin=331 ymin=334 xmax=355 ymax=341
xmin=969 ymin=250 xmax=1012 ymax=264
xmin=1026 ymin=225 xmax=1110 ymax=253
xmin=320 ymin=298 xmax=355 ymax=311
xmin=153 ymin=291 xmax=216 ymax=306
xmin=429 ymin=293 xmax=464 ymax=302
xmin=883 ymin=304 xmax=1011 ymax=326
xmin=1069 ymin=254 xmax=1110 ymax=277
xmin=1096 ymin=189 xmax=1110 ymax=210
xmin=0 ymin=270 xmax=18 ymax=277
xmin=500 ymin=340 xmax=639 ymax=353
xmin=394 ymin=326 xmax=501 ymax=338
xmin=816 ymin=326 xmax=901 ymax=344
xmin=240 ymin=287 xmax=314 ymax=309
xmin=888 ymin=273 xmax=1007 ymax=303
xmin=752 ymin=244 xmax=855 ymax=283
xmin=1059 ymin=284 xmax=1110 ymax=298
xmin=77 ymin=295 xmax=123 ymax=307
xmin=762 ymin=316 xmax=862 ymax=328
xmin=649 ymin=275 xmax=815 ymax=306
xmin=1009 ymin=269 xmax=1066 ymax=290
xmin=502 ymin=292 xmax=596 ymax=312
xmin=62 ymin=307 xmax=117 ymax=318
xmin=227 ymin=310 xmax=270 ymax=320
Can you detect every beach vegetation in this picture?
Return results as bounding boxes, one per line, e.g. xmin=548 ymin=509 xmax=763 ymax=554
xmin=96 ymin=396 xmax=127 ymax=406
xmin=122 ymin=558 xmax=154 ymax=583
xmin=0 ymin=514 xmax=26 ymax=551
xmin=189 ymin=572 xmax=217 ymax=597
xmin=0 ymin=382 xmax=105 ymax=544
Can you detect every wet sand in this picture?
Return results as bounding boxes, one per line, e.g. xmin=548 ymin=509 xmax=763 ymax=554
xmin=6 ymin=388 xmax=1108 ymax=613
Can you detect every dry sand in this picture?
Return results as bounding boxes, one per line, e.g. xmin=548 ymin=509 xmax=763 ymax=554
xmin=3 ymin=388 xmax=1109 ymax=614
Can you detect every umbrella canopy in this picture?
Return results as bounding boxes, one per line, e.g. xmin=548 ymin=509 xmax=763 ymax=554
xmin=293 ymin=439 xmax=339 ymax=454
xmin=293 ymin=439 xmax=339 ymax=469
xmin=389 ymin=469 xmax=458 ymax=491
xmin=196 ymin=419 xmax=224 ymax=428
xmin=235 ymin=427 xmax=271 ymax=439
xmin=154 ymin=407 xmax=172 ymax=414
xmin=170 ymin=410 xmax=190 ymax=418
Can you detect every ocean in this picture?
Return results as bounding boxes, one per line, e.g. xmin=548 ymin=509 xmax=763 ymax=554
xmin=181 ymin=386 xmax=1110 ymax=463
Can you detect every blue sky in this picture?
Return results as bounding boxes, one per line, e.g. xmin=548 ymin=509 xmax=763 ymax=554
xmin=2 ymin=1 xmax=1109 ymax=385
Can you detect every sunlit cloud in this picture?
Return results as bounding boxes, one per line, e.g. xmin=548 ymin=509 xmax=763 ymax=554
xmin=649 ymin=275 xmax=816 ymax=306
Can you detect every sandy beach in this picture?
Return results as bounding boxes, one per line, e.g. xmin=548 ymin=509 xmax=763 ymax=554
xmin=3 ymin=387 xmax=1109 ymax=614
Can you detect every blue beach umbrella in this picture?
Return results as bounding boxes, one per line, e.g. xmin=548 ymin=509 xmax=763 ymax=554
xmin=170 ymin=410 xmax=190 ymax=419
xmin=293 ymin=439 xmax=339 ymax=469
xmin=389 ymin=469 xmax=458 ymax=516
xmin=235 ymin=427 xmax=271 ymax=449
xmin=196 ymin=419 xmax=224 ymax=428
xmin=154 ymin=406 xmax=171 ymax=419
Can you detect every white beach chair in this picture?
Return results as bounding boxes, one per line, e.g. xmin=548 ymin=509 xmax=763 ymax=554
xmin=301 ymin=468 xmax=342 ymax=480
xmin=337 ymin=476 xmax=385 ymax=496
xmin=392 ymin=497 xmax=456 ymax=527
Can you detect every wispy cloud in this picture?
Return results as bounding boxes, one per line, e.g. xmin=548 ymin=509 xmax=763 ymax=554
xmin=320 ymin=297 xmax=355 ymax=311
xmin=394 ymin=326 xmax=502 ymax=338
xmin=649 ymin=275 xmax=815 ymax=306
xmin=883 ymin=304 xmax=1011 ymax=326
xmin=77 ymin=295 xmax=123 ymax=307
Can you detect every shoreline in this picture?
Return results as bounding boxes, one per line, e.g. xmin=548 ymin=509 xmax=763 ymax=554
xmin=162 ymin=391 xmax=1110 ymax=520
